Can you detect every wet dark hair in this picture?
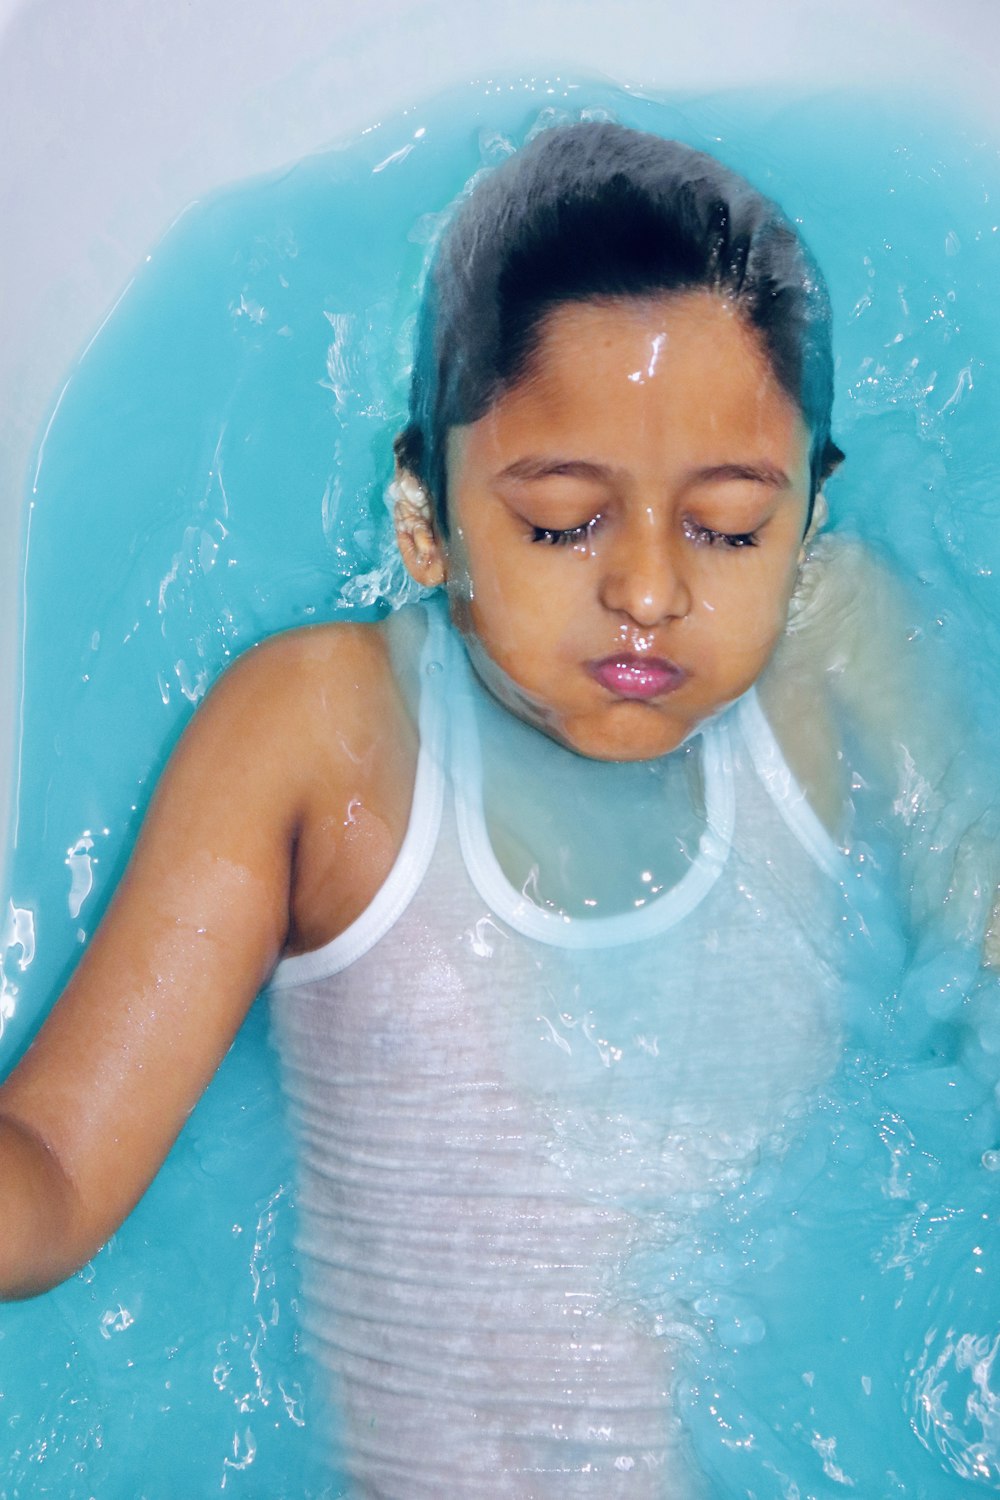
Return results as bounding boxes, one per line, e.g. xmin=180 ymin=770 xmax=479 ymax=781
xmin=396 ymin=121 xmax=842 ymax=531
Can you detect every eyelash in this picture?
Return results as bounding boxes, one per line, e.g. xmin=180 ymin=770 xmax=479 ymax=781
xmin=531 ymin=519 xmax=600 ymax=546
xmin=530 ymin=518 xmax=760 ymax=549
xmin=683 ymin=520 xmax=760 ymax=549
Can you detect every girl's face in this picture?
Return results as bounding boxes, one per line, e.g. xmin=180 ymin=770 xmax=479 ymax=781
xmin=413 ymin=292 xmax=813 ymax=761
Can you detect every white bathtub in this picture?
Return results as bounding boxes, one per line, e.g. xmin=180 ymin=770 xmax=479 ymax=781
xmin=1 ymin=0 xmax=999 ymax=861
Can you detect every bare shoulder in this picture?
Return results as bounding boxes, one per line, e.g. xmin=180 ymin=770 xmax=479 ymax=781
xmin=120 ymin=612 xmax=413 ymax=933
xmin=765 ymin=527 xmax=971 ymax=826
xmin=781 ymin=531 xmax=909 ymax=669
xmin=232 ymin=615 xmax=396 ymax=677
xmin=175 ymin=617 xmax=409 ymax=801
xmin=758 ymin=532 xmax=907 ymax=835
xmin=215 ymin=609 xmax=426 ymax=955
xmin=788 ymin=529 xmax=946 ymax=709
xmin=205 ymin=617 xmax=399 ymax=736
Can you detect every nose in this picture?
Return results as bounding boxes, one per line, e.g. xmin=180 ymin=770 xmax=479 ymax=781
xmin=598 ymin=510 xmax=692 ymax=627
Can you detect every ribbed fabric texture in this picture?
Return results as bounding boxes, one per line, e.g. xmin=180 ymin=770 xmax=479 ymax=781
xmin=269 ymin=615 xmax=844 ymax=1497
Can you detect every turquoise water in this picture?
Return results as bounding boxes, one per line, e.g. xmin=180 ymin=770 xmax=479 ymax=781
xmin=3 ymin=74 xmax=1000 ymax=1495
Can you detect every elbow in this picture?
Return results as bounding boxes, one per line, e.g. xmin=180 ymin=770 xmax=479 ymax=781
xmin=0 ymin=1113 xmax=94 ymax=1301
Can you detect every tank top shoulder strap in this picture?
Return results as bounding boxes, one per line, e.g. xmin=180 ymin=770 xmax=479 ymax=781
xmin=268 ymin=604 xmax=448 ymax=990
xmin=735 ymin=688 xmax=843 ymax=881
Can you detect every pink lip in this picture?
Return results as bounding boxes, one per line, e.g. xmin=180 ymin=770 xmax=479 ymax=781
xmin=587 ymin=655 xmax=689 ymax=700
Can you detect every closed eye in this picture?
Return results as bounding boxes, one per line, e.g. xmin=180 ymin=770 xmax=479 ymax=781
xmin=684 ymin=519 xmax=760 ymax=549
xmin=530 ymin=517 xmax=601 ymax=546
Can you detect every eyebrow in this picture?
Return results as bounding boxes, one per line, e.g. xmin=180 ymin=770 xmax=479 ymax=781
xmin=693 ymin=462 xmax=793 ymax=490
xmin=496 ymin=457 xmax=793 ymax=489
xmin=496 ymin=457 xmax=614 ymax=484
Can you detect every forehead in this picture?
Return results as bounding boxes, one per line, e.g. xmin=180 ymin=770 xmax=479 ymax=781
xmin=455 ymin=292 xmax=809 ymax=469
xmin=523 ymin=292 xmax=777 ymax=399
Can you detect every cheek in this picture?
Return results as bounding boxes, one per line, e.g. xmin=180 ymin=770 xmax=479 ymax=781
xmin=449 ymin=523 xmax=540 ymax=628
xmin=446 ymin=538 xmax=531 ymax=665
xmin=697 ymin=560 xmax=798 ymax=651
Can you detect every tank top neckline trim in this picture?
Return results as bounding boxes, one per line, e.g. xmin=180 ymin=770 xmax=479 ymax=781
xmin=269 ymin=601 xmax=842 ymax=989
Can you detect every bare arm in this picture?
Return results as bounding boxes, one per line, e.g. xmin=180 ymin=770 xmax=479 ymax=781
xmin=0 ymin=623 xmax=390 ymax=1297
xmin=765 ymin=533 xmax=1000 ymax=958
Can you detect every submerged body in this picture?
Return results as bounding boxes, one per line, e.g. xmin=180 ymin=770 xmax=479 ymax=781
xmin=270 ymin=598 xmax=845 ymax=1495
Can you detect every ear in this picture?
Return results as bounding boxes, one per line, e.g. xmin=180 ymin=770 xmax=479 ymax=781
xmin=393 ymin=467 xmax=447 ymax=588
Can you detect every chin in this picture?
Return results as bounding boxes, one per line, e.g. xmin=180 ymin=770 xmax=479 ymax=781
xmin=551 ymin=705 xmax=691 ymax=763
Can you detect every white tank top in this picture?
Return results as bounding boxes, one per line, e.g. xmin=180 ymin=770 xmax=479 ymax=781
xmin=268 ymin=601 xmax=845 ymax=1499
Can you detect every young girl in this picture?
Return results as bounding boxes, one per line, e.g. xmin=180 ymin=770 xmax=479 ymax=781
xmin=1 ymin=120 xmax=996 ymax=1496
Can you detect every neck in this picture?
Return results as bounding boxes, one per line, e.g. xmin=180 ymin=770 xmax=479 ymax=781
xmin=466 ymin=665 xmax=710 ymax=920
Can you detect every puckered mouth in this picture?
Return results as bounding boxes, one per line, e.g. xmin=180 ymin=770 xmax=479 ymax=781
xmin=585 ymin=655 xmax=690 ymax=700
